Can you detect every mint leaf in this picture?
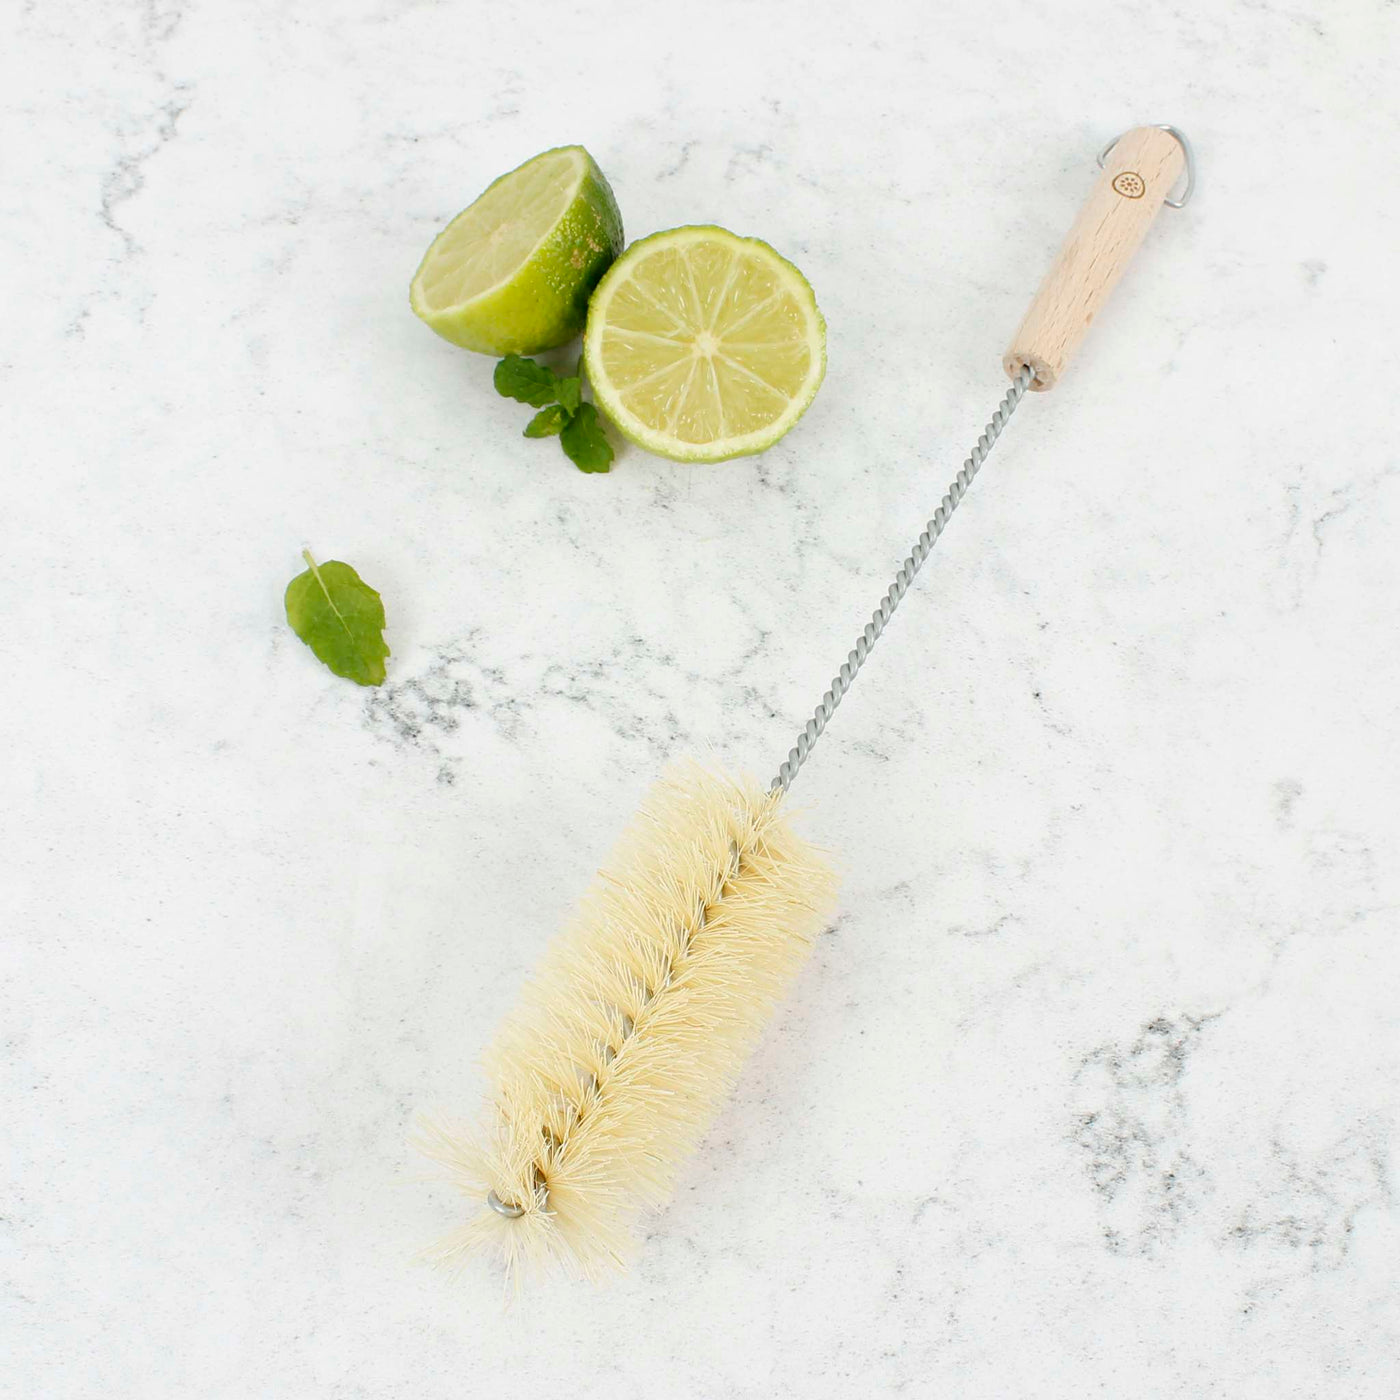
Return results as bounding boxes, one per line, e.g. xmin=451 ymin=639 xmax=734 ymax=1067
xmin=555 ymin=375 xmax=582 ymax=414
xmin=284 ymin=551 xmax=389 ymax=686
xmin=493 ymin=354 xmax=559 ymax=407
xmin=559 ymin=402 xmax=614 ymax=473
xmin=495 ymin=355 xmax=611 ymax=472
xmin=524 ymin=404 xmax=568 ymax=438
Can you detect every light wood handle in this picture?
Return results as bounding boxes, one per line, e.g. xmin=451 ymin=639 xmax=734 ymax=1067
xmin=1005 ymin=127 xmax=1184 ymax=390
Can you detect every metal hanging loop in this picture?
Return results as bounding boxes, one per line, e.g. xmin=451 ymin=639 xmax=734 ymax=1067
xmin=1097 ymin=124 xmax=1195 ymax=208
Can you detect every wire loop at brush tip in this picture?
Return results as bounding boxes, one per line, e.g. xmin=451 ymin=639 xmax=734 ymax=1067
xmin=416 ymin=765 xmax=837 ymax=1280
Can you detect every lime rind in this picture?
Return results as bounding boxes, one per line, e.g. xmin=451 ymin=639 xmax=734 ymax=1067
xmin=582 ymin=225 xmax=826 ymax=463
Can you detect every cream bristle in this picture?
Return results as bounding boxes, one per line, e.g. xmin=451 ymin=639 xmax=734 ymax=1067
xmin=419 ymin=763 xmax=838 ymax=1281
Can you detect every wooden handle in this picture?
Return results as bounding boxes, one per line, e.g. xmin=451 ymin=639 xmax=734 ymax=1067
xmin=1004 ymin=127 xmax=1184 ymax=390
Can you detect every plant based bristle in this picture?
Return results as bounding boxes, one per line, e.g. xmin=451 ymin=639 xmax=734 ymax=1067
xmin=417 ymin=764 xmax=837 ymax=1281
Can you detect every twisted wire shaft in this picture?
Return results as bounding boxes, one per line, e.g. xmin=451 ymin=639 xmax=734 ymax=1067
xmin=772 ymin=366 xmax=1035 ymax=794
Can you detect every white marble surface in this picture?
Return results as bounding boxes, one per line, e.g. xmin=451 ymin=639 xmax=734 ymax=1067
xmin=5 ymin=1 xmax=1400 ymax=1395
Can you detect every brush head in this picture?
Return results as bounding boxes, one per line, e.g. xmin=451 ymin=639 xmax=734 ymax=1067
xmin=419 ymin=764 xmax=838 ymax=1281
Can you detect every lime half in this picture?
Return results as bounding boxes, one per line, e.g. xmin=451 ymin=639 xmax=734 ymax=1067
xmin=411 ymin=145 xmax=623 ymax=355
xmin=582 ymin=226 xmax=825 ymax=463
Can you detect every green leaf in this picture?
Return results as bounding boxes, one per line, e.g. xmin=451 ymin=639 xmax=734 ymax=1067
xmin=524 ymin=404 xmax=568 ymax=438
xmin=493 ymin=354 xmax=559 ymax=407
xmin=555 ymin=375 xmax=582 ymax=414
xmin=559 ymin=402 xmax=614 ymax=473
xmin=284 ymin=551 xmax=390 ymax=686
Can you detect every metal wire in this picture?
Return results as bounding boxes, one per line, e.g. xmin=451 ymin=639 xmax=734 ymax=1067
xmin=772 ymin=366 xmax=1035 ymax=794
xmin=489 ymin=368 xmax=1034 ymax=1219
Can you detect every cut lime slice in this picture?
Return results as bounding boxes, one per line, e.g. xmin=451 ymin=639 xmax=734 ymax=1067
xmin=582 ymin=226 xmax=825 ymax=463
xmin=411 ymin=145 xmax=623 ymax=356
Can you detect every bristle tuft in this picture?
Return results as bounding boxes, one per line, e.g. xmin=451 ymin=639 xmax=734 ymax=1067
xmin=423 ymin=763 xmax=838 ymax=1281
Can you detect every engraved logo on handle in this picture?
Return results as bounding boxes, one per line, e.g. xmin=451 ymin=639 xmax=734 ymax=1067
xmin=1111 ymin=171 xmax=1146 ymax=199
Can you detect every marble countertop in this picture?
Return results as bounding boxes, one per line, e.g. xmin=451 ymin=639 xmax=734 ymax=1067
xmin=6 ymin=2 xmax=1399 ymax=1395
